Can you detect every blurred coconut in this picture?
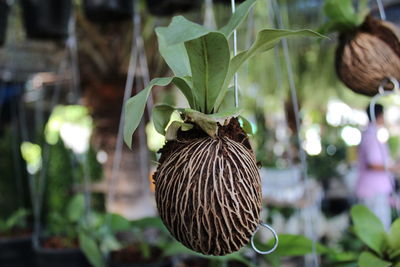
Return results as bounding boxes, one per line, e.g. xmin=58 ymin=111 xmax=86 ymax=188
xmin=335 ymin=15 xmax=400 ymax=96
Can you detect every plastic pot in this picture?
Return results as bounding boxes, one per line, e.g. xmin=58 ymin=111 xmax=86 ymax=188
xmin=146 ymin=0 xmax=201 ymax=16
xmin=0 ymin=236 xmax=33 ymax=267
xmin=20 ymin=0 xmax=72 ymax=40
xmin=35 ymin=247 xmax=90 ymax=267
xmin=0 ymin=0 xmax=10 ymax=46
xmin=84 ymin=0 xmax=133 ymax=23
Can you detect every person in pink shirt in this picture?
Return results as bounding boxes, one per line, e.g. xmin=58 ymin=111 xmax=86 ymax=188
xmin=356 ymin=104 xmax=396 ymax=230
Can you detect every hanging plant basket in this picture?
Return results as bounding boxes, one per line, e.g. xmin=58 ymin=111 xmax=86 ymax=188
xmin=20 ymin=0 xmax=72 ymax=40
xmin=146 ymin=0 xmax=201 ymax=16
xmin=123 ymin=0 xmax=322 ymax=255
xmin=335 ymin=15 xmax=400 ymax=96
xmin=0 ymin=0 xmax=10 ymax=46
xmin=83 ymin=0 xmax=133 ymax=23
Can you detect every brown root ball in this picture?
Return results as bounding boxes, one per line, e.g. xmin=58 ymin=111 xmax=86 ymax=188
xmin=336 ymin=15 xmax=400 ymax=96
xmin=153 ymin=122 xmax=261 ymax=256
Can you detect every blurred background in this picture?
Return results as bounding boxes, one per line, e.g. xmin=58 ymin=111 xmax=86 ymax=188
xmin=0 ymin=0 xmax=400 ymax=266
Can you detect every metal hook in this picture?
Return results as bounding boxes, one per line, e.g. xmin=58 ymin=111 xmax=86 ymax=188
xmin=378 ymin=77 xmax=400 ymax=95
xmin=251 ymin=222 xmax=279 ymax=255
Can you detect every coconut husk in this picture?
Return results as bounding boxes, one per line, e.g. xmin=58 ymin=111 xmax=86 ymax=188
xmin=336 ymin=15 xmax=400 ymax=96
xmin=153 ymin=118 xmax=261 ymax=255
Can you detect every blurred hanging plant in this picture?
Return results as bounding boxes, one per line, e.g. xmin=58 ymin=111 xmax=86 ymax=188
xmin=123 ymin=0 xmax=322 ymax=256
xmin=320 ymin=0 xmax=400 ymax=96
xmin=319 ymin=0 xmax=369 ymax=34
xmin=350 ymin=205 xmax=400 ymax=266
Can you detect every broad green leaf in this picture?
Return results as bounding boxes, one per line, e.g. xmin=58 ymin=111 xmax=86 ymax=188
xmin=105 ymin=213 xmax=132 ymax=233
xmin=351 ymin=205 xmax=387 ymax=256
xmin=173 ymin=76 xmax=196 ymax=109
xmin=219 ymin=0 xmax=256 ymax=38
xmin=124 ymin=77 xmax=173 ymax=148
xmin=124 ymin=77 xmax=196 ymax=147
xmin=185 ymin=32 xmax=230 ymax=113
xmin=215 ymin=29 xmax=324 ymax=110
xmin=217 ymin=86 xmax=235 ymax=112
xmin=152 ymin=104 xmax=177 ymax=135
xmin=6 ymin=209 xmax=29 ymax=230
xmin=388 ymin=219 xmax=400 ymax=250
xmin=258 ymin=234 xmax=328 ymax=257
xmin=79 ymin=232 xmax=105 ymax=267
xmin=156 ymin=16 xmax=211 ymax=46
xmin=239 ymin=116 xmax=253 ymax=135
xmin=165 ymin=121 xmax=194 ymax=141
xmin=131 ymin=217 xmax=169 ymax=234
xmin=358 ymin=252 xmax=391 ymax=267
xmin=66 ymin=194 xmax=85 ymax=223
xmin=156 ymin=29 xmax=191 ymax=77
xmin=99 ymin=234 xmax=122 ymax=253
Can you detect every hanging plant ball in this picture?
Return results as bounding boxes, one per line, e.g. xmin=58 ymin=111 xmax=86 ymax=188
xmin=335 ymin=16 xmax=400 ymax=96
xmin=83 ymin=0 xmax=133 ymax=23
xmin=146 ymin=0 xmax=201 ymax=16
xmin=123 ymin=0 xmax=321 ymax=255
xmin=0 ymin=0 xmax=10 ymax=46
xmin=154 ymin=119 xmax=262 ymax=255
xmin=20 ymin=0 xmax=72 ymax=40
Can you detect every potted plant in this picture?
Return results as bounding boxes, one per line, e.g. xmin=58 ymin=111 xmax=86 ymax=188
xmin=0 ymin=209 xmax=33 ymax=267
xmin=0 ymin=0 xmax=10 ymax=46
xmin=349 ymin=205 xmax=400 ymax=266
xmin=108 ymin=217 xmax=172 ymax=267
xmin=146 ymin=0 xmax=201 ymax=16
xmin=123 ymin=0 xmax=322 ymax=256
xmin=20 ymin=0 xmax=72 ymax=40
xmin=321 ymin=0 xmax=400 ymax=96
xmin=83 ymin=0 xmax=133 ymax=23
xmin=35 ymin=194 xmax=91 ymax=267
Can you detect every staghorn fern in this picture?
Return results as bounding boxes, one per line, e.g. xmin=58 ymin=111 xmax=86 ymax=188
xmin=123 ymin=0 xmax=322 ymax=256
xmin=123 ymin=0 xmax=322 ymax=148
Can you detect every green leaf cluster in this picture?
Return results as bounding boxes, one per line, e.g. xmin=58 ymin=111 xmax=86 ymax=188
xmin=350 ymin=205 xmax=400 ymax=267
xmin=0 ymin=209 xmax=30 ymax=235
xmin=320 ymin=0 xmax=369 ymax=34
xmin=123 ymin=0 xmax=323 ymax=148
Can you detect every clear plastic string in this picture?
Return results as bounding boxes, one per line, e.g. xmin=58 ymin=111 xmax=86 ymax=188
xmin=269 ymin=0 xmax=319 ymax=265
xmin=106 ymin=2 xmax=140 ymax=226
xmin=231 ymin=0 xmax=239 ymax=107
xmin=376 ymin=0 xmax=386 ymax=20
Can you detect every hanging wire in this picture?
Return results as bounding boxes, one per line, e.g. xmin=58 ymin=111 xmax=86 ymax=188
xmin=376 ymin=0 xmax=386 ymax=20
xmin=204 ymin=0 xmax=216 ymax=29
xmin=266 ymin=1 xmax=294 ymax=167
xmin=67 ymin=13 xmax=81 ymax=103
xmin=231 ymin=0 xmax=239 ymax=107
xmin=31 ymin=57 xmax=67 ymax=248
xmin=269 ymin=0 xmax=319 ymax=265
xmin=106 ymin=1 xmax=140 ymax=222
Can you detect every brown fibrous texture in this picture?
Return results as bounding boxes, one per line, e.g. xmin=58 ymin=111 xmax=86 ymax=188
xmin=336 ymin=15 xmax=400 ymax=96
xmin=153 ymin=119 xmax=261 ymax=256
